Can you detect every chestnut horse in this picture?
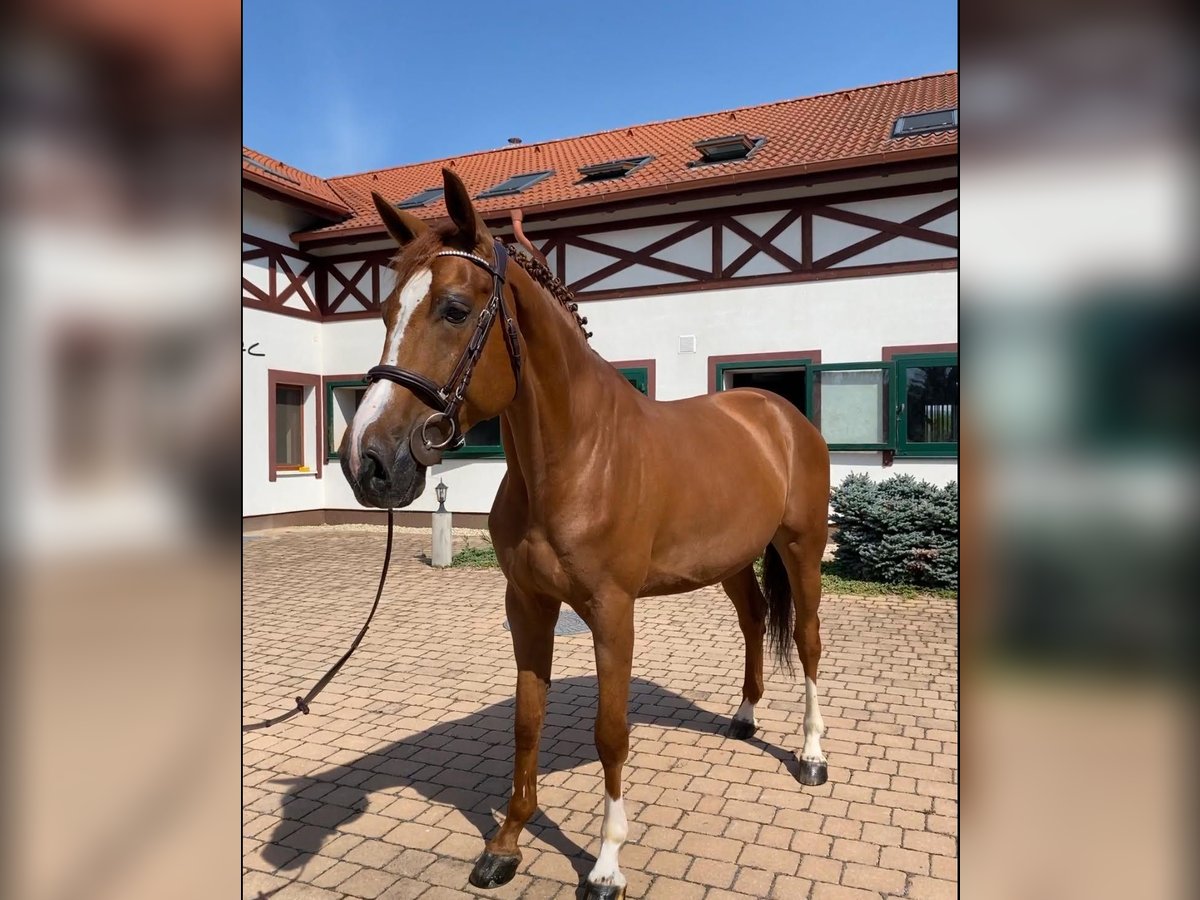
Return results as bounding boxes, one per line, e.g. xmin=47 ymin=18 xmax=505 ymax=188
xmin=341 ymin=169 xmax=830 ymax=899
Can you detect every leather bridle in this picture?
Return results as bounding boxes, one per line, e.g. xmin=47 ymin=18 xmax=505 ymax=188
xmin=365 ymin=238 xmax=522 ymax=466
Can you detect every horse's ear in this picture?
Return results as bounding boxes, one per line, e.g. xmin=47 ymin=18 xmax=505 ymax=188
xmin=442 ymin=167 xmax=490 ymax=250
xmin=371 ymin=191 xmax=428 ymax=247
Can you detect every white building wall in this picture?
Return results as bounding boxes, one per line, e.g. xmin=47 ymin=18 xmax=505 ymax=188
xmin=242 ymin=309 xmax=325 ymax=515
xmin=243 ymin=188 xmax=958 ymax=520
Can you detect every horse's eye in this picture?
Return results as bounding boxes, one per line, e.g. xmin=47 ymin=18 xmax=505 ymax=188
xmin=443 ymin=304 xmax=470 ymax=324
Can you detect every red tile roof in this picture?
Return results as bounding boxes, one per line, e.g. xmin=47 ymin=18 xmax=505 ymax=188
xmin=242 ymin=147 xmax=350 ymax=216
xmin=249 ymin=71 xmax=957 ymax=243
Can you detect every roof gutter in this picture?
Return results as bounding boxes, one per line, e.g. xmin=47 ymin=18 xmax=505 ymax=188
xmin=242 ymin=171 xmax=352 ymax=219
xmin=292 ymin=143 xmax=956 ymax=247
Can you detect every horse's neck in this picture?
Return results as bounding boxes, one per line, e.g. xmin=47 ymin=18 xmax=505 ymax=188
xmin=500 ymin=265 xmax=617 ymax=489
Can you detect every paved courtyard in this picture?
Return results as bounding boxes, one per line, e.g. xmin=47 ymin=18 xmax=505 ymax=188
xmin=243 ymin=527 xmax=957 ymax=900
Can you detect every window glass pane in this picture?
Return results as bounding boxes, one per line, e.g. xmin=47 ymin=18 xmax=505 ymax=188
xmin=728 ymin=368 xmax=806 ymax=415
xmin=815 ymin=368 xmax=889 ymax=444
xmin=905 ymin=365 xmax=959 ymax=443
xmin=330 ymin=386 xmax=366 ymax=455
xmin=275 ymin=385 xmax=304 ymax=466
xmin=463 ymin=416 xmax=501 ymax=448
xmin=621 ymin=370 xmax=647 ymax=394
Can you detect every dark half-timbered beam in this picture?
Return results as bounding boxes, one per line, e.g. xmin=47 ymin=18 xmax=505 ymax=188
xmin=812 ymin=197 xmax=959 ymax=270
xmin=721 ymin=216 xmax=803 ymax=274
xmin=567 ymin=221 xmax=712 ymax=292
xmin=721 ymin=207 xmax=804 ymax=278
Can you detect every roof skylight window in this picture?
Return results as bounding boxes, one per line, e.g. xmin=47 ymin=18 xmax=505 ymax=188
xmin=242 ymin=154 xmax=300 ymax=185
xmin=475 ymin=170 xmax=554 ymax=198
xmin=690 ymin=134 xmax=766 ymax=166
xmin=577 ymin=156 xmax=654 ymax=182
xmin=395 ymin=187 xmax=444 ymax=209
xmin=892 ymin=108 xmax=958 ymax=138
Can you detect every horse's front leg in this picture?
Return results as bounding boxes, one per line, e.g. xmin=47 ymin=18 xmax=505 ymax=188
xmin=584 ymin=592 xmax=635 ymax=900
xmin=469 ymin=583 xmax=559 ymax=889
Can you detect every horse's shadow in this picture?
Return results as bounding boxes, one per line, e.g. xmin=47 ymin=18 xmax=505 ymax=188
xmin=261 ymin=675 xmax=804 ymax=883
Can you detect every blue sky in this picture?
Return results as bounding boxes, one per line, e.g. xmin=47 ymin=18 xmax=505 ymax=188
xmin=244 ymin=1 xmax=957 ymax=177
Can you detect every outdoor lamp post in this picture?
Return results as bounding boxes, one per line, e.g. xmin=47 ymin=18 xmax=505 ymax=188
xmin=431 ymin=477 xmax=452 ymax=567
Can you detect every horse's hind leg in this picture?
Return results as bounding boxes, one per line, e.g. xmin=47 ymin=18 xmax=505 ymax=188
xmin=722 ymin=565 xmax=766 ymax=739
xmin=469 ymin=584 xmax=558 ymax=889
xmin=774 ymin=528 xmax=829 ymax=786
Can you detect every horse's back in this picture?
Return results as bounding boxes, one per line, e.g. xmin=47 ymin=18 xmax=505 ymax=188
xmin=642 ymin=386 xmax=825 ymax=465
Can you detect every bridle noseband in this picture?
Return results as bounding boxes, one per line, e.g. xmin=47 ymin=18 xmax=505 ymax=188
xmin=365 ymin=238 xmax=522 ymax=466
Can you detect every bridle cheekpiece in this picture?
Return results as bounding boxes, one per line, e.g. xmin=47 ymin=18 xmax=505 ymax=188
xmin=364 ymin=238 xmax=522 ymax=467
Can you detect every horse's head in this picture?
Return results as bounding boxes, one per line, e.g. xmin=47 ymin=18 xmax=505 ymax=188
xmin=341 ymin=168 xmax=521 ymax=509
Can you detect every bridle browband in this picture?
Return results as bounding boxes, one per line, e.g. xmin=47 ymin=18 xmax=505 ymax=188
xmin=365 ymin=238 xmax=521 ymax=466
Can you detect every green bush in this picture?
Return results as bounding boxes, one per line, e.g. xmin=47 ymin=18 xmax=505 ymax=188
xmin=830 ymin=473 xmax=958 ymax=590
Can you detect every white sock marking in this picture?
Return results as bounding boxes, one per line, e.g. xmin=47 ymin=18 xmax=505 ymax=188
xmin=346 ymin=268 xmax=431 ymax=477
xmin=733 ymin=699 xmax=756 ymax=725
xmin=587 ymin=794 xmax=628 ymax=888
xmin=801 ymin=676 xmax=826 ymax=763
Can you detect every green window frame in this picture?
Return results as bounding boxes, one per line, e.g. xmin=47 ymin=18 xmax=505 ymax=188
xmin=618 ymin=365 xmax=650 ymax=395
xmin=446 ymin=365 xmax=651 ymax=460
xmin=894 ymin=352 xmax=959 ymax=457
xmin=714 ymin=357 xmax=815 ymax=415
xmin=715 ymin=355 xmax=959 ymax=457
xmin=444 ymin=418 xmax=505 ymax=459
xmin=324 ymin=377 xmax=368 ymax=461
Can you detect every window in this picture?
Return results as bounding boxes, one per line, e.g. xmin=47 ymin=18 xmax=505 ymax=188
xmin=577 ymin=156 xmax=654 ymax=182
xmin=892 ymin=108 xmax=958 ymax=138
xmin=275 ymin=385 xmax=305 ymax=469
xmin=268 ymin=369 xmax=321 ymax=481
xmin=325 ymin=377 xmax=368 ymax=460
xmin=445 ymin=417 xmax=504 ymax=459
xmin=714 ymin=356 xmax=815 ymax=417
xmin=475 ymin=170 xmax=554 ymax=199
xmin=895 ymin=353 xmax=959 ymax=456
xmin=619 ymin=366 xmax=650 ymax=395
xmin=810 ymin=363 xmax=891 ymax=450
xmin=711 ymin=350 xmax=958 ymax=457
xmin=610 ymin=360 xmax=654 ymax=397
xmin=691 ymin=134 xmax=766 ymax=166
xmin=396 ymin=187 xmax=443 ymax=209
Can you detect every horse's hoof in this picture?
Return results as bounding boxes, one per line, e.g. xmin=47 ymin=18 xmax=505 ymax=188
xmin=727 ymin=718 xmax=757 ymax=740
xmin=797 ymin=758 xmax=828 ymax=786
xmin=583 ymin=882 xmax=625 ymax=900
xmin=469 ymin=850 xmax=520 ymax=888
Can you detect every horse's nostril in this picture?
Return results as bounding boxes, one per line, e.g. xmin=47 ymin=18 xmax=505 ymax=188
xmin=362 ymin=448 xmax=389 ymax=486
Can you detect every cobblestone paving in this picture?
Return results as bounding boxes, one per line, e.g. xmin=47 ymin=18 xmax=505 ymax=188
xmin=243 ymin=528 xmax=957 ymax=900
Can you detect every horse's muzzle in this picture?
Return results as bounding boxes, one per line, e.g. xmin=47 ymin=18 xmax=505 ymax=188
xmin=344 ymin=437 xmax=426 ymax=509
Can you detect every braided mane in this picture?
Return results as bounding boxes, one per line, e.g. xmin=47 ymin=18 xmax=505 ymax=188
xmin=504 ymin=243 xmax=592 ymax=342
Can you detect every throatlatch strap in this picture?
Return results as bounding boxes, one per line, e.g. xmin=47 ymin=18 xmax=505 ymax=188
xmin=242 ymin=508 xmax=395 ymax=733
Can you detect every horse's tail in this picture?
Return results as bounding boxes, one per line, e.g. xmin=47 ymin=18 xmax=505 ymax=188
xmin=761 ymin=543 xmax=795 ymax=675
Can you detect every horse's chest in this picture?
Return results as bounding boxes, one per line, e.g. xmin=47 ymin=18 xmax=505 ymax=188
xmin=498 ymin=535 xmax=573 ymax=599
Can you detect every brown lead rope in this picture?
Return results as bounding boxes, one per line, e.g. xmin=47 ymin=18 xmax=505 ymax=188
xmin=242 ymin=508 xmax=395 ymax=733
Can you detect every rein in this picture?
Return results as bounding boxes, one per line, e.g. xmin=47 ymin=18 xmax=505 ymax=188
xmin=366 ymin=238 xmax=521 ymax=467
xmin=242 ymin=508 xmax=395 ymax=733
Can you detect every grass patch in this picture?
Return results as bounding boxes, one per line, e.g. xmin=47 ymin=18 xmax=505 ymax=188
xmin=451 ymin=544 xmax=955 ymax=599
xmin=755 ymin=556 xmax=954 ymax=599
xmin=820 ymin=562 xmax=956 ymax=599
xmin=451 ymin=545 xmax=499 ymax=568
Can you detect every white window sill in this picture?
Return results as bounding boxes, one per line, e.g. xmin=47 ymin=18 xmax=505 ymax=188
xmin=276 ymin=469 xmax=318 ymax=478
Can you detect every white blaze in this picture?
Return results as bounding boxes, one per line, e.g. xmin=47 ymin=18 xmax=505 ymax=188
xmin=587 ymin=794 xmax=628 ymax=888
xmin=346 ymin=268 xmax=432 ymax=478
